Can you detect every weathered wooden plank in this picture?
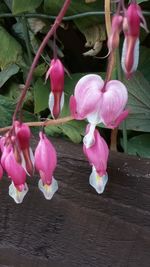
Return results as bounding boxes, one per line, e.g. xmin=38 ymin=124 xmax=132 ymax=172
xmin=0 ymin=137 xmax=149 ymax=267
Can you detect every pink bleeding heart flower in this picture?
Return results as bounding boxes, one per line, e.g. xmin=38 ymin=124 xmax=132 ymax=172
xmin=4 ymin=149 xmax=28 ymax=204
xmin=121 ymin=2 xmax=148 ymax=78
xmin=46 ymin=58 xmax=64 ymax=119
xmin=70 ymin=74 xmax=104 ymax=147
xmin=107 ymin=14 xmax=123 ymax=53
xmin=100 ymin=80 xmax=128 ymax=129
xmin=35 ymin=132 xmax=58 ymax=200
xmin=14 ymin=121 xmax=34 ymax=176
xmin=83 ymin=125 xmax=109 ymax=194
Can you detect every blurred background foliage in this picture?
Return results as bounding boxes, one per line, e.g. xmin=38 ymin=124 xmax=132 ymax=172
xmin=0 ymin=0 xmax=150 ymax=157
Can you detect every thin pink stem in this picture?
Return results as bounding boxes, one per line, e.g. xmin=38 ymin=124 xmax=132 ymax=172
xmin=12 ymin=0 xmax=71 ymax=123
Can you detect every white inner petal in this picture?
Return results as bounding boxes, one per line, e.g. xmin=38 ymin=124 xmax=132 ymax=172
xmin=38 ymin=177 xmax=58 ymax=200
xmin=87 ymin=110 xmax=101 ymax=124
xmin=121 ymin=38 xmax=127 ymax=73
xmin=89 ymin=166 xmax=108 ymax=194
xmin=60 ymin=92 xmax=64 ymax=112
xmin=83 ymin=123 xmax=96 ymax=148
xmin=130 ymin=38 xmax=139 ymax=73
xmin=9 ymin=182 xmax=28 ymax=204
xmin=48 ymin=92 xmax=54 ymax=118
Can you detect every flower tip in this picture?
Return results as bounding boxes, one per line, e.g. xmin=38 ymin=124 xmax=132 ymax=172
xmin=9 ymin=182 xmax=28 ymax=204
xmin=38 ymin=177 xmax=58 ymax=200
xmin=89 ymin=168 xmax=108 ymax=194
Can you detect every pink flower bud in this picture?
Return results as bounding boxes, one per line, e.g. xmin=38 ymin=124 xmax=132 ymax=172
xmin=14 ymin=121 xmax=31 ymax=150
xmin=83 ymin=126 xmax=109 ymax=194
xmin=46 ymin=59 xmax=65 ymax=119
xmin=14 ymin=121 xmax=34 ymax=176
xmin=35 ymin=132 xmax=58 ymax=200
xmin=4 ymin=149 xmax=28 ymax=203
xmin=121 ymin=3 xmax=148 ymax=78
xmin=5 ymin=149 xmax=26 ymax=190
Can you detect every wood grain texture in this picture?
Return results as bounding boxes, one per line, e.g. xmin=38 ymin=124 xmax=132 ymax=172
xmin=0 ymin=137 xmax=150 ymax=267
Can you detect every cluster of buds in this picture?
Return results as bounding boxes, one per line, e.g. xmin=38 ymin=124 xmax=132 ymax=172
xmin=69 ymin=73 xmax=128 ymax=193
xmin=108 ymin=0 xmax=148 ymax=78
xmin=0 ymin=123 xmax=58 ymax=204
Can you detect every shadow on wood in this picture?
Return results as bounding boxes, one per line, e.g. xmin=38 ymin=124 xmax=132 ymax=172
xmin=0 ymin=137 xmax=150 ymax=267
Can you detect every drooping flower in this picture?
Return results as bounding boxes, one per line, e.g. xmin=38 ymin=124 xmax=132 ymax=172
xmin=70 ymin=74 xmax=104 ymax=147
xmin=34 ymin=132 xmax=58 ymax=200
xmin=121 ymin=1 xmax=148 ymax=78
xmin=14 ymin=121 xmax=34 ymax=176
xmin=46 ymin=58 xmax=64 ymax=119
xmin=83 ymin=125 xmax=109 ymax=194
xmin=4 ymin=148 xmax=28 ymax=204
xmin=99 ymin=80 xmax=128 ymax=129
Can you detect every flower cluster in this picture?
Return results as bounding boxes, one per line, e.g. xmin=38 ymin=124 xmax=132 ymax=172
xmin=108 ymin=0 xmax=148 ymax=79
xmin=0 ymin=123 xmax=58 ymax=203
xmin=70 ymin=73 xmax=128 ymax=193
xmin=0 ymin=0 xmax=147 ymax=203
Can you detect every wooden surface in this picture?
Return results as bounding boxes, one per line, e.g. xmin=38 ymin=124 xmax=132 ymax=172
xmin=0 ymin=137 xmax=150 ymax=267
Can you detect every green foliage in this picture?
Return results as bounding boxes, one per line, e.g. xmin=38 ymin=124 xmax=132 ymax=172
xmin=33 ymin=78 xmax=49 ymax=113
xmin=0 ymin=26 xmax=23 ymax=69
xmin=122 ymin=134 xmax=150 ymax=158
xmin=12 ymin=0 xmax=43 ymax=14
xmin=122 ymin=72 xmax=150 ymax=132
xmin=0 ymin=95 xmax=36 ymax=127
xmin=0 ymin=64 xmax=19 ymax=87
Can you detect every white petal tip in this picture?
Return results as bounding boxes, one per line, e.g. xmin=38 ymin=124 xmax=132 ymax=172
xmin=89 ymin=169 xmax=108 ymax=194
xmin=83 ymin=124 xmax=96 ymax=148
xmin=48 ymin=92 xmax=54 ymax=118
xmin=9 ymin=182 xmax=28 ymax=204
xmin=83 ymin=135 xmax=95 ymax=149
xmin=38 ymin=177 xmax=58 ymax=200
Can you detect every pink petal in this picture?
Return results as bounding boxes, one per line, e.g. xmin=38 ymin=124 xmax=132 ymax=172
xmin=35 ymin=132 xmax=57 ymax=185
xmin=72 ymin=74 xmax=104 ymax=120
xmin=5 ymin=149 xmax=26 ymax=190
xmin=49 ymin=59 xmax=64 ymax=93
xmin=100 ymin=80 xmax=128 ymax=127
xmin=107 ymin=109 xmax=129 ymax=129
xmin=83 ymin=126 xmax=109 ymax=176
xmin=14 ymin=121 xmax=31 ymax=150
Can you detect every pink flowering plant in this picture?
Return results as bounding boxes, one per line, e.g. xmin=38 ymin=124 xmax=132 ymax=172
xmin=0 ymin=0 xmax=149 ymax=203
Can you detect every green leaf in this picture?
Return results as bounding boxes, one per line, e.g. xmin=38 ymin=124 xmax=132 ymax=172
xmin=0 ymin=95 xmax=37 ymax=128
xmin=33 ymin=63 xmax=47 ymax=78
xmin=129 ymin=0 xmax=150 ymax=3
xmin=136 ymin=0 xmax=150 ymax=3
xmin=45 ymin=125 xmax=62 ymax=136
xmin=60 ymin=123 xmax=82 ymax=143
xmin=122 ymin=72 xmax=150 ymax=132
xmin=0 ymin=26 xmax=23 ymax=69
xmin=123 ymin=134 xmax=150 ymax=158
xmin=0 ymin=64 xmax=19 ymax=88
xmin=33 ymin=78 xmax=49 ymax=113
xmin=44 ymin=0 xmax=103 ymax=16
xmin=139 ymin=46 xmax=150 ymax=83
xmin=12 ymin=0 xmax=43 ymax=14
xmin=44 ymin=0 xmax=104 ymax=28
